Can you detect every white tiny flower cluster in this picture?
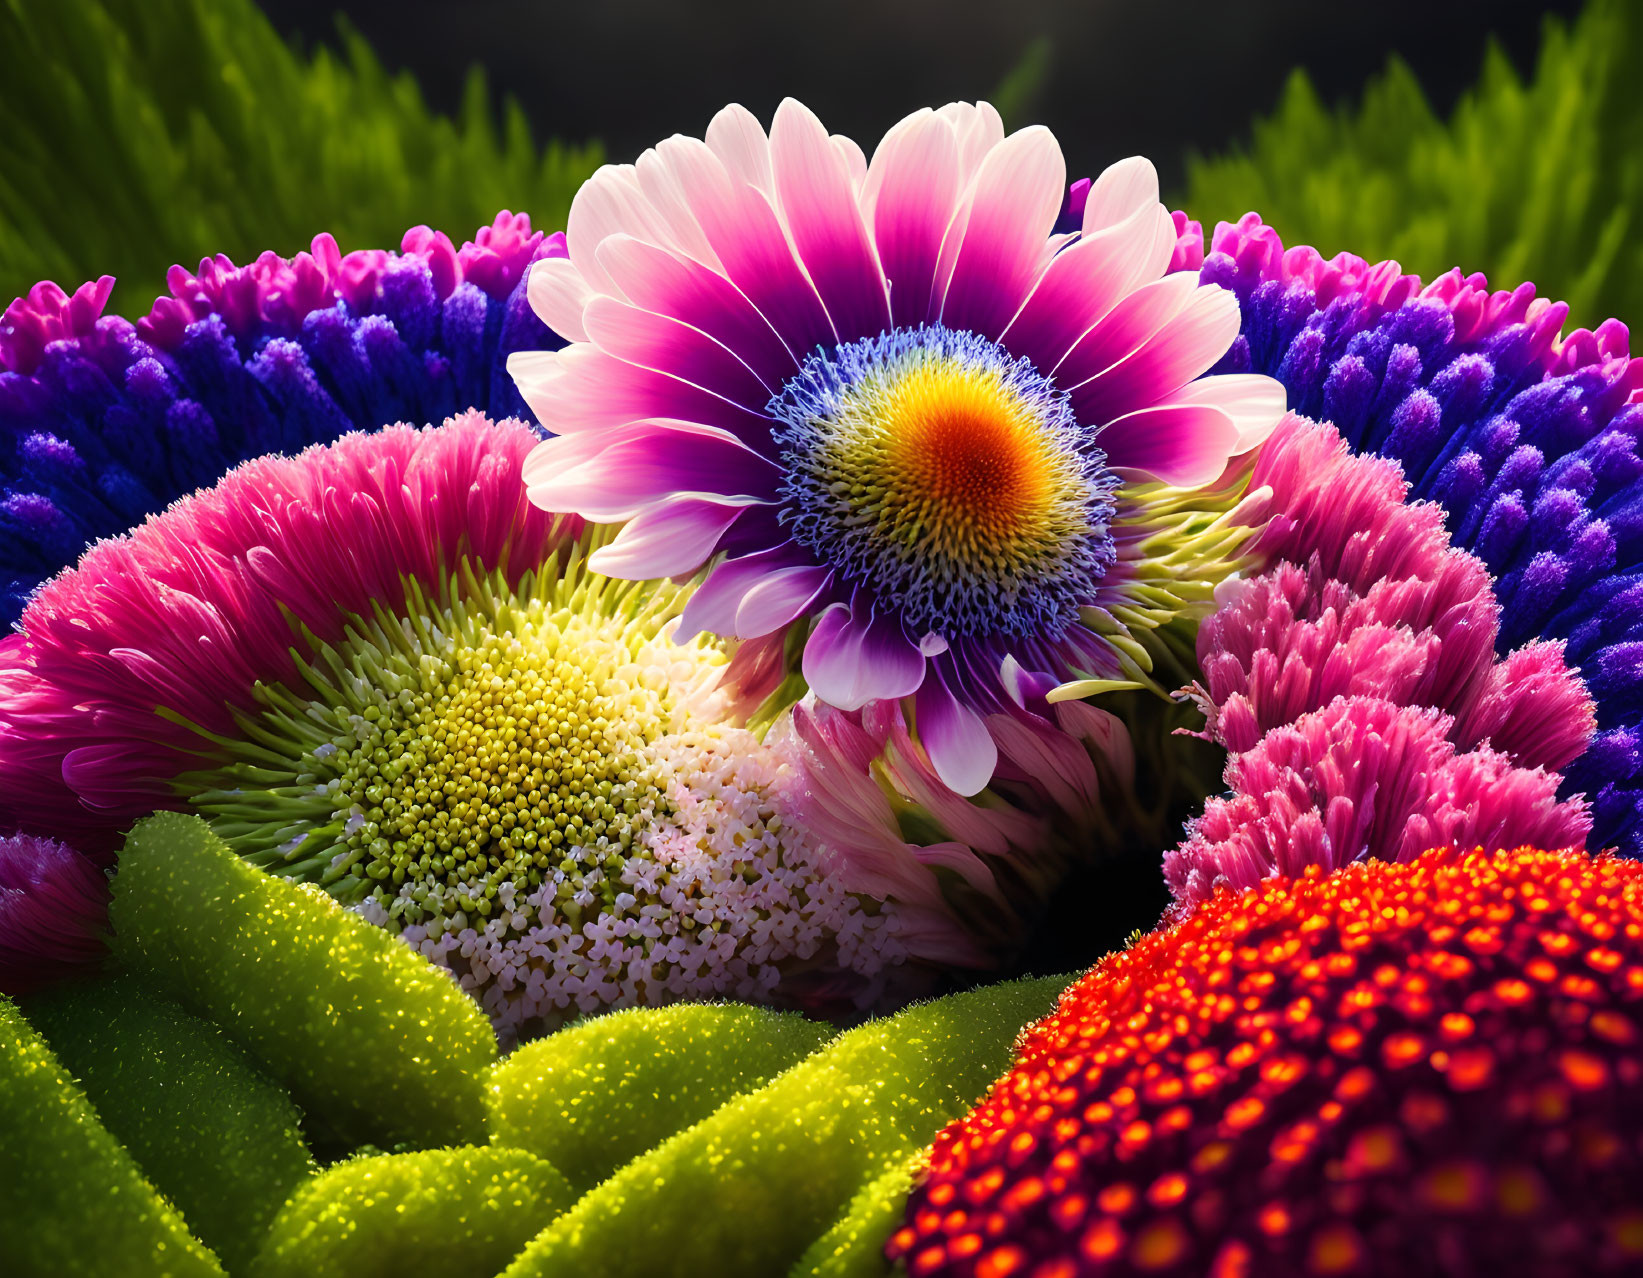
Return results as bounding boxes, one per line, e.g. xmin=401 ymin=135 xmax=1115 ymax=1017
xmin=355 ymin=633 xmax=903 ymax=1042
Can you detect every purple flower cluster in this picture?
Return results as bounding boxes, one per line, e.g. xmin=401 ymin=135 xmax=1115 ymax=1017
xmin=0 ymin=213 xmax=565 ymax=623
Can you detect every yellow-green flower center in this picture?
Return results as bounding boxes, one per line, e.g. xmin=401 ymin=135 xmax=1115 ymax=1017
xmin=184 ymin=553 xmax=720 ymax=933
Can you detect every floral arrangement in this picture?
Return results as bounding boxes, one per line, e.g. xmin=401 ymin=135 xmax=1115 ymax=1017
xmin=3 ymin=71 xmax=1641 ymax=1278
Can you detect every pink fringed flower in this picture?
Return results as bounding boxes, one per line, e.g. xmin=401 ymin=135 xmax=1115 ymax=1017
xmin=0 ymin=275 xmax=118 ymax=375
xmin=0 ymin=410 xmax=564 ymax=853
xmin=1168 ymin=415 xmax=1594 ymax=912
xmin=780 ymin=692 xmax=1136 ymax=969
xmin=0 ymin=834 xmax=109 ymax=993
xmin=1165 ymin=696 xmax=1591 ymax=911
xmin=1191 ymin=414 xmax=1595 ymax=767
xmin=512 ymin=99 xmax=1286 ymax=794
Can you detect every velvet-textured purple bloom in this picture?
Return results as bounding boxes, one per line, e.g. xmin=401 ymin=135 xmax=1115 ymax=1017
xmin=0 ymin=212 xmax=564 ymax=624
xmin=512 ymin=100 xmax=1286 ymax=794
xmin=1189 ymin=215 xmax=1643 ymax=857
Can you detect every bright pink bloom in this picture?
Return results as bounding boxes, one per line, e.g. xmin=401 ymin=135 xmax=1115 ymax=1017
xmin=1192 ymin=415 xmax=1595 ymax=769
xmin=1163 ymin=696 xmax=1591 ymax=912
xmin=0 ymin=834 xmax=109 ymax=993
xmin=0 ymin=411 xmax=564 ymax=853
xmin=512 ymin=99 xmax=1285 ymax=794
xmin=0 ymin=276 xmax=117 ymax=375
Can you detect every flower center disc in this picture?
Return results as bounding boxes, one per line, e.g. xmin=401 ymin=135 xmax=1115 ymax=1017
xmin=882 ymin=362 xmax=1054 ymax=544
xmin=772 ymin=325 xmax=1118 ymax=639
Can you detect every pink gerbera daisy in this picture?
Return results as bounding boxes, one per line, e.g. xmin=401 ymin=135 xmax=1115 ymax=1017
xmin=511 ymin=99 xmax=1285 ymax=793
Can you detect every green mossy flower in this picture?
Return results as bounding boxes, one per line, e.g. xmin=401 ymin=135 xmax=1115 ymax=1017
xmin=501 ymin=976 xmax=1071 ymax=1277
xmin=0 ymin=997 xmax=225 ymax=1278
xmin=789 ymin=1155 xmax=921 ymax=1278
xmin=108 ymin=812 xmax=496 ymax=1151
xmin=249 ymin=1146 xmax=575 ymax=1278
xmin=21 ymin=975 xmax=316 ymax=1274
xmin=487 ymin=1003 xmax=834 ymax=1193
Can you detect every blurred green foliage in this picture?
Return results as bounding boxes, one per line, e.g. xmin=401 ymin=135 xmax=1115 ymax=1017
xmin=0 ymin=0 xmax=601 ymax=314
xmin=1182 ymin=0 xmax=1643 ymax=328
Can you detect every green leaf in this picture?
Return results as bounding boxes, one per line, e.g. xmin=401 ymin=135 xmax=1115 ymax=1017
xmin=1181 ymin=0 xmax=1643 ymax=329
xmin=488 ymin=1003 xmax=834 ymax=1194
xmin=21 ymin=973 xmax=316 ymax=1274
xmin=248 ymin=1146 xmax=575 ymax=1278
xmin=0 ymin=996 xmax=225 ymax=1278
xmin=501 ymin=975 xmax=1072 ymax=1277
xmin=0 ymin=0 xmax=601 ymax=312
xmin=108 ymin=811 xmax=496 ymax=1151
xmin=788 ymin=1154 xmax=922 ymax=1278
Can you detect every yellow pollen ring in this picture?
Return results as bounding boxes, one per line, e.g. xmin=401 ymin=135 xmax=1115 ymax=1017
xmin=886 ymin=365 xmax=1061 ymax=545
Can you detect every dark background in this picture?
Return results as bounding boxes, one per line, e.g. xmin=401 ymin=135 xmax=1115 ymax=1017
xmin=255 ymin=0 xmax=1581 ymax=189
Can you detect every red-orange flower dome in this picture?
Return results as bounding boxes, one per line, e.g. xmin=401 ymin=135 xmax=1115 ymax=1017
xmin=889 ymin=846 xmax=1643 ymax=1277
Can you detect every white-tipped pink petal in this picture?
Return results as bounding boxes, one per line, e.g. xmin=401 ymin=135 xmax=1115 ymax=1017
xmin=581 ymin=294 xmax=772 ymax=407
xmin=1052 ymin=271 xmax=1199 ymax=385
xmin=770 ymin=98 xmax=891 ymax=344
xmin=803 ymin=606 xmax=927 ymax=711
xmin=733 ymin=562 xmax=835 ymax=636
xmin=586 ymin=495 xmax=752 ymax=578
xmin=632 ymin=149 xmax=721 ymax=270
xmin=1081 ymin=156 xmax=1160 ymax=233
xmin=655 ymin=135 xmax=836 ymax=357
xmin=1099 ymin=402 xmax=1240 ymax=487
xmin=521 ymin=418 xmax=677 ymax=495
xmin=864 ymin=110 xmax=963 ymax=329
xmin=525 ymin=256 xmax=594 ymax=343
xmin=1069 ymin=283 xmax=1242 ymax=423
xmin=940 ymin=101 xmax=1005 ymax=183
xmin=704 ymin=102 xmax=775 ymax=196
xmin=523 ymin=421 xmax=779 ymax=523
xmin=507 ymin=344 xmax=774 ymax=442
xmin=914 ymin=667 xmax=998 ymax=796
xmin=1171 ymin=373 xmax=1288 ymax=452
xmin=939 ymin=125 xmax=1066 ymax=339
xmin=564 ymin=164 xmax=682 ymax=297
xmin=679 ymin=545 xmax=819 ymax=639
xmin=833 ymin=134 xmax=868 ymax=189
xmin=1002 ymin=201 xmax=1174 ymax=372
xmin=596 ymin=234 xmax=797 ymax=387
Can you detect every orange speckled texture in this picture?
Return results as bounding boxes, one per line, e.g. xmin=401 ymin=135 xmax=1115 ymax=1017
xmin=892 ymin=846 xmax=1643 ymax=1278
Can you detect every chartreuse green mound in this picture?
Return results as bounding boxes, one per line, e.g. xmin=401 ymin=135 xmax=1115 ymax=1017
xmin=487 ymin=1003 xmax=834 ymax=1193
xmin=109 ymin=812 xmax=496 ymax=1150
xmin=0 ymin=996 xmax=225 ymax=1278
xmin=248 ymin=1146 xmax=575 ymax=1278
xmin=502 ymin=975 xmax=1071 ymax=1277
xmin=22 ymin=975 xmax=316 ymax=1273
xmin=789 ymin=1155 xmax=922 ymax=1278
